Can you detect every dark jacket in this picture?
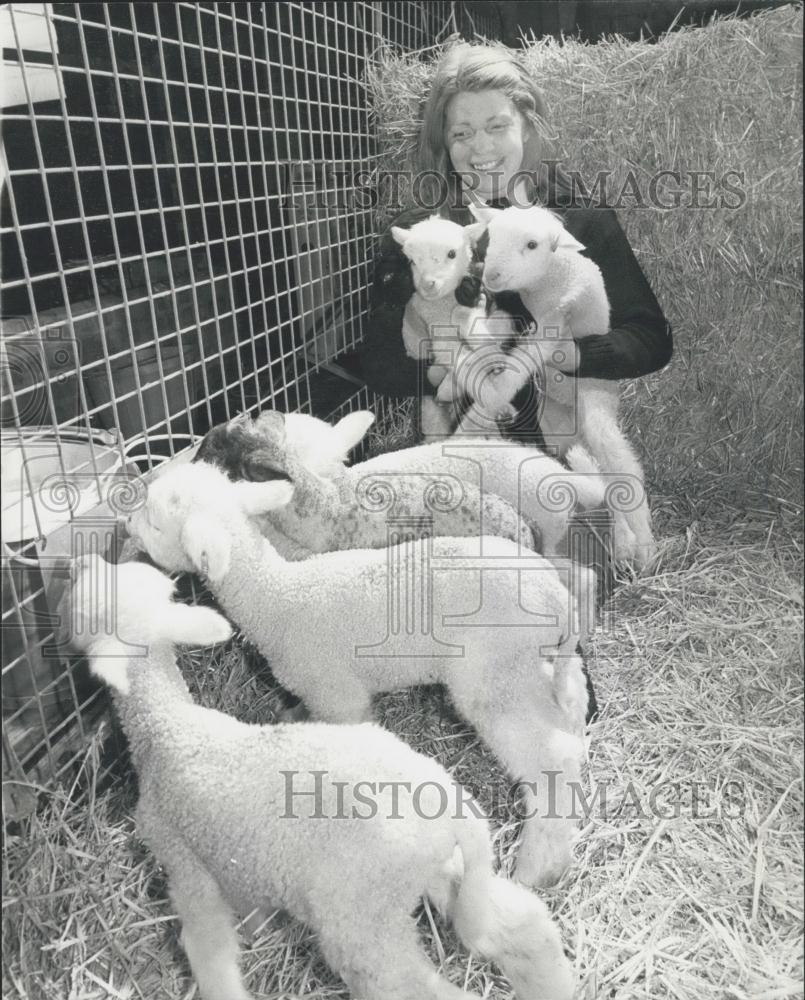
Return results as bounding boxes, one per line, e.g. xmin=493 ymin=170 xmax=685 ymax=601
xmin=355 ymin=200 xmax=672 ymax=439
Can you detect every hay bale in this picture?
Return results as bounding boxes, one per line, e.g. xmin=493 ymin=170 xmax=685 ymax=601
xmin=365 ymin=6 xmax=803 ymax=524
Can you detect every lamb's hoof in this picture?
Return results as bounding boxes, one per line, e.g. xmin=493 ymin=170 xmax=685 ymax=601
xmin=632 ymin=539 xmax=658 ymax=572
xmin=494 ymin=403 xmax=517 ymax=425
xmin=513 ymin=857 xmax=570 ymax=890
xmin=278 ymin=701 xmax=310 ymax=723
xmin=513 ymin=844 xmax=572 ymax=889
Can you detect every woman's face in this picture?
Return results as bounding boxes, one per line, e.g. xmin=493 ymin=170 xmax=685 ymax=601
xmin=445 ymin=90 xmax=526 ymax=202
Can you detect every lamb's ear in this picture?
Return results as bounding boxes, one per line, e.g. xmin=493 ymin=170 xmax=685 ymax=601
xmin=181 ymin=513 xmax=232 ymax=583
xmin=254 ymin=409 xmax=287 ymax=443
xmin=331 ymin=411 xmax=375 ymax=454
xmin=160 ymin=604 xmax=233 ymax=647
xmin=468 ymin=203 xmax=498 ymax=224
xmin=550 ymin=229 xmax=585 ymax=253
xmin=88 ymin=640 xmax=132 ymax=695
xmin=232 ymin=479 xmax=295 ymax=517
xmin=464 ymin=221 xmax=488 ymax=245
xmin=390 ymin=226 xmax=409 ymax=247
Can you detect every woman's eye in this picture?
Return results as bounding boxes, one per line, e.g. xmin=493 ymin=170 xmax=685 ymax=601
xmin=489 ymin=124 xmax=507 ymax=133
xmin=447 ymin=249 xmax=456 ymax=259
xmin=450 ymin=131 xmax=471 ymax=143
xmin=527 ymin=240 xmax=538 ymax=250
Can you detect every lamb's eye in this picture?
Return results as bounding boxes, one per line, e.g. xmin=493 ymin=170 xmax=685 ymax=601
xmin=447 ymin=249 xmax=457 ymax=259
xmin=527 ymin=240 xmax=538 ymax=250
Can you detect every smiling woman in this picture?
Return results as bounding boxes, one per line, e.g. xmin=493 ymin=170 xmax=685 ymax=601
xmin=352 ymin=41 xmax=673 ymax=447
xmin=443 ymin=91 xmax=525 ymax=203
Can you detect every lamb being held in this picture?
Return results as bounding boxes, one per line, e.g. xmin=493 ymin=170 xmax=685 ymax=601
xmin=65 ymin=555 xmax=574 ymax=1000
xmin=392 ymin=215 xmax=521 ymax=439
xmin=469 ymin=203 xmax=657 ymax=568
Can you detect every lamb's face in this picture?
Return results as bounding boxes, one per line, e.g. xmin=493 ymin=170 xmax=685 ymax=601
xmin=196 ymin=417 xmax=294 ymax=485
xmin=482 ymin=206 xmax=561 ymax=294
xmin=68 ymin=555 xmax=176 ymax=652
xmin=128 ymin=469 xmax=209 ymax=574
xmin=128 ymin=463 xmax=294 ymax=581
xmin=394 ymin=218 xmax=474 ymax=301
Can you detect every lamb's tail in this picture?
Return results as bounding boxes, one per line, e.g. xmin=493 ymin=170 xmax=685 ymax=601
xmin=449 ymin=816 xmax=575 ymax=1000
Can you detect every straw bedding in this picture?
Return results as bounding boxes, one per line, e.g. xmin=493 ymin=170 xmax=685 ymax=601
xmin=3 ymin=7 xmax=803 ymax=998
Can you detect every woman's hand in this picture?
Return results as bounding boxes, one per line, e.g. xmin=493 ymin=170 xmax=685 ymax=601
xmin=427 ymin=363 xmax=450 ymax=388
xmin=539 ymin=337 xmax=580 ymax=374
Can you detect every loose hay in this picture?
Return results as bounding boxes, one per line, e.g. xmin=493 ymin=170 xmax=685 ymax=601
xmin=4 ymin=7 xmax=803 ymax=999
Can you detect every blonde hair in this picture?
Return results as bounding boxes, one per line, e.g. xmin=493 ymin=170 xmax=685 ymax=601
xmin=415 ymin=42 xmax=567 ymax=211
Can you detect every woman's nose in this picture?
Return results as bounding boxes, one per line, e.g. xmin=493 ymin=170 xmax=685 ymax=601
xmin=470 ymin=131 xmax=495 ymax=156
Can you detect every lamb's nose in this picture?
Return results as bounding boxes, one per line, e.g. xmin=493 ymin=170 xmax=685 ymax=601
xmin=422 ymin=278 xmax=437 ymax=291
xmin=484 ymin=270 xmax=501 ymax=285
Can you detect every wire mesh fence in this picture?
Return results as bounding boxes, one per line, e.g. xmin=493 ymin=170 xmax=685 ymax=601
xmin=0 ymin=1 xmax=502 ymax=812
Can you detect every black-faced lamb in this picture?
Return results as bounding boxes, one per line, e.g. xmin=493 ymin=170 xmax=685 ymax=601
xmin=65 ymin=554 xmax=575 ymax=1000
xmin=195 ymin=410 xmax=536 ymax=557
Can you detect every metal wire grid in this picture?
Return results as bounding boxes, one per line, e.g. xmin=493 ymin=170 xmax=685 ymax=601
xmin=1 ymin=1 xmax=498 ymax=801
xmin=2 ymin=3 xmax=379 ymax=456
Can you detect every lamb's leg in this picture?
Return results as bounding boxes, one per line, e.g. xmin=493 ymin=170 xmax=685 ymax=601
xmin=537 ymin=393 xmax=579 ymax=456
xmin=421 ymin=395 xmax=456 ymax=441
xmin=165 ymin=849 xmax=251 ymax=1000
xmin=317 ymin=908 xmax=473 ymax=1000
xmin=302 ymin=679 xmax=373 ymax=724
xmin=453 ymin=874 xmax=575 ymax=1000
xmin=549 ymin=650 xmax=589 ymax=738
xmin=512 ymin=725 xmax=584 ymax=889
xmin=474 ymin=710 xmax=583 ymax=889
xmin=447 ymin=663 xmax=582 ymax=890
xmin=578 ymin=384 xmax=656 ymax=568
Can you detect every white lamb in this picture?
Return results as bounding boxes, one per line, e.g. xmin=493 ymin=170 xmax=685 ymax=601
xmin=65 ymin=554 xmax=574 ymax=1000
xmin=128 ymin=461 xmax=590 ymax=889
xmin=468 ymin=203 xmax=657 ymax=569
xmin=392 ymin=215 xmax=519 ymax=440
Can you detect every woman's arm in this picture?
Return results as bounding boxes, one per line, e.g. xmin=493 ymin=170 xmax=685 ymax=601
xmin=565 ymin=207 xmax=673 ymax=379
